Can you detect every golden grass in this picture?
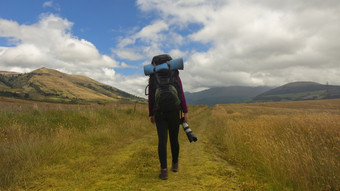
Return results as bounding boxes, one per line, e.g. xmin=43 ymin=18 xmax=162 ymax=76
xmin=29 ymin=75 xmax=118 ymax=100
xmin=209 ymin=99 xmax=340 ymax=190
xmin=0 ymin=98 xmax=240 ymax=190
xmin=1 ymin=97 xmax=339 ymax=190
xmin=0 ymin=98 xmax=150 ymax=190
xmin=1 ymin=68 xmax=143 ymax=104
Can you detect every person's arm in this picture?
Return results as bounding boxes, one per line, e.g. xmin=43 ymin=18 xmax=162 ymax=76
xmin=183 ymin=112 xmax=189 ymax=123
xmin=178 ymin=76 xmax=189 ymax=122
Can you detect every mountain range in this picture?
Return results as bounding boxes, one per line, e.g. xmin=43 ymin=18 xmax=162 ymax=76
xmin=253 ymin=81 xmax=340 ymax=102
xmin=0 ymin=68 xmax=144 ymax=104
xmin=185 ymin=86 xmax=272 ymax=105
xmin=1 ymin=68 xmax=340 ymax=105
xmin=185 ymin=82 xmax=340 ymax=105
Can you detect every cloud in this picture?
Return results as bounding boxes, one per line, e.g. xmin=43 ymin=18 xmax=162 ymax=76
xmin=0 ymin=13 xmax=149 ymax=97
xmin=42 ymin=0 xmax=60 ymax=11
xmin=0 ymin=47 xmax=7 ymax=56
xmin=109 ymin=74 xmax=149 ymax=97
xmin=113 ymin=48 xmax=144 ymax=60
xmin=115 ymin=20 xmax=169 ymax=50
xmin=133 ymin=0 xmax=340 ymax=92
xmin=112 ymin=19 xmax=185 ymax=61
xmin=2 ymin=0 xmax=340 ymax=98
xmin=119 ymin=62 xmax=137 ymax=69
xmin=43 ymin=1 xmax=53 ymax=8
xmin=0 ymin=14 xmax=137 ymax=93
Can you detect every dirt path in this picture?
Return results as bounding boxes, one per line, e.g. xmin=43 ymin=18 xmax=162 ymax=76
xmin=86 ymin=106 xmax=240 ymax=190
xmin=24 ymin=106 xmax=240 ymax=190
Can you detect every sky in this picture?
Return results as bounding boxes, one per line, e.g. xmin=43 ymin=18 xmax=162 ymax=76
xmin=1 ymin=0 xmax=340 ymax=97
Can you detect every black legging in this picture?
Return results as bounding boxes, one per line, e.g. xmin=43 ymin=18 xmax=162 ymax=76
xmin=155 ymin=110 xmax=180 ymax=169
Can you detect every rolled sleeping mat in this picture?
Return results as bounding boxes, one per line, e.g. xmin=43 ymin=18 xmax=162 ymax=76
xmin=143 ymin=63 xmax=168 ymax=76
xmin=143 ymin=64 xmax=155 ymax=76
xmin=155 ymin=63 xmax=169 ymax=72
xmin=143 ymin=58 xmax=184 ymax=76
xmin=169 ymin=58 xmax=184 ymax=70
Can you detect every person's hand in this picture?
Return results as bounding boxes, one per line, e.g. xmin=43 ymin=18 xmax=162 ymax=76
xmin=150 ymin=116 xmax=155 ymax=125
xmin=184 ymin=113 xmax=189 ymax=122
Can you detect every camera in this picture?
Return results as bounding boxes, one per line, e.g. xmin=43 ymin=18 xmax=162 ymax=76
xmin=180 ymin=117 xmax=197 ymax=143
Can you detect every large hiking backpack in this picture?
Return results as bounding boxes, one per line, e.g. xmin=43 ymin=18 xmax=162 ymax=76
xmin=147 ymin=54 xmax=181 ymax=112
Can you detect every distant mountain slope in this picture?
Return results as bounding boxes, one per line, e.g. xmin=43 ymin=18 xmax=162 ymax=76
xmin=185 ymin=82 xmax=340 ymax=105
xmin=185 ymin=86 xmax=272 ymax=105
xmin=254 ymin=81 xmax=340 ymax=102
xmin=0 ymin=74 xmax=11 ymax=89
xmin=0 ymin=68 xmax=145 ymax=104
xmin=0 ymin=81 xmax=9 ymax=89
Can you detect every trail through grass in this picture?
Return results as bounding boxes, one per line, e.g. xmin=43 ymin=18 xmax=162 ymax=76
xmin=37 ymin=106 xmax=239 ymax=190
xmin=0 ymin=99 xmax=240 ymax=190
xmin=88 ymin=105 xmax=239 ymax=190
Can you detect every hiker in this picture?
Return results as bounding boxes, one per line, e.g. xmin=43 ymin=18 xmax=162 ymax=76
xmin=147 ymin=54 xmax=188 ymax=180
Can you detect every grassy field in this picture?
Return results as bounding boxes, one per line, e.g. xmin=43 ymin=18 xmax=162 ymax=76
xmin=208 ymin=99 xmax=340 ymax=190
xmin=0 ymin=97 xmax=339 ymax=190
xmin=0 ymin=98 xmax=152 ymax=190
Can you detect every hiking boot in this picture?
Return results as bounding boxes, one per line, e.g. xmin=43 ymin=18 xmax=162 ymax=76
xmin=172 ymin=162 xmax=178 ymax=172
xmin=159 ymin=169 xmax=168 ymax=180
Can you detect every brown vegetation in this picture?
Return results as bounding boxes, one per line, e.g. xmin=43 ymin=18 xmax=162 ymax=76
xmin=208 ymin=99 xmax=340 ymax=190
xmin=1 ymin=97 xmax=339 ymax=190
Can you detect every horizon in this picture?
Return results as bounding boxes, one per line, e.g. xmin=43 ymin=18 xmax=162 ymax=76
xmin=1 ymin=0 xmax=340 ymax=97
xmin=2 ymin=66 xmax=336 ymax=96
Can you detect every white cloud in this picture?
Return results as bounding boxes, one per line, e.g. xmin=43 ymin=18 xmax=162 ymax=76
xmin=2 ymin=0 xmax=340 ymax=98
xmin=168 ymin=49 xmax=188 ymax=59
xmin=119 ymin=62 xmax=137 ymax=69
xmin=0 ymin=13 xmax=149 ymax=97
xmin=134 ymin=0 xmax=340 ymax=92
xmin=43 ymin=1 xmax=53 ymax=8
xmin=0 ymin=14 xmax=118 ymax=69
xmin=135 ymin=20 xmax=168 ymax=41
xmin=113 ymin=48 xmax=144 ymax=60
xmin=42 ymin=0 xmax=60 ymax=11
xmin=0 ymin=14 xmax=132 ymax=94
xmin=112 ymin=20 xmax=183 ymax=61
xmin=0 ymin=47 xmax=8 ymax=56
xmin=114 ymin=74 xmax=149 ymax=97
xmin=115 ymin=20 xmax=169 ymax=50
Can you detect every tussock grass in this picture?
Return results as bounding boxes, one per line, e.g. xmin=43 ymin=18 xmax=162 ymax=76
xmin=0 ymin=98 xmax=150 ymax=190
xmin=209 ymin=99 xmax=340 ymax=190
xmin=1 ymin=97 xmax=339 ymax=190
xmin=0 ymin=99 xmax=240 ymax=190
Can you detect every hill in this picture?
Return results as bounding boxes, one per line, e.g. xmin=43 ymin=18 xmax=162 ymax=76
xmin=253 ymin=81 xmax=340 ymax=102
xmin=0 ymin=68 xmax=144 ymax=104
xmin=185 ymin=82 xmax=340 ymax=105
xmin=185 ymin=86 xmax=272 ymax=105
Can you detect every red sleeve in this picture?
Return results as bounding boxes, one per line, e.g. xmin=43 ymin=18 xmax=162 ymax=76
xmin=178 ymin=76 xmax=188 ymax=113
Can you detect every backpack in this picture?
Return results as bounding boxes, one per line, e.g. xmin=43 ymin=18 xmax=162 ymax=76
xmin=147 ymin=54 xmax=181 ymax=112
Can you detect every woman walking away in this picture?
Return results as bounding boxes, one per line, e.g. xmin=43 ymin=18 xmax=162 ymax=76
xmin=147 ymin=54 xmax=189 ymax=180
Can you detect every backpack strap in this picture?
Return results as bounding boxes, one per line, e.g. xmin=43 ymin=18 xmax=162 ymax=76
xmin=145 ymin=84 xmax=149 ymax=96
xmin=166 ymin=61 xmax=171 ymax=69
xmin=153 ymin=63 xmax=156 ymax=73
